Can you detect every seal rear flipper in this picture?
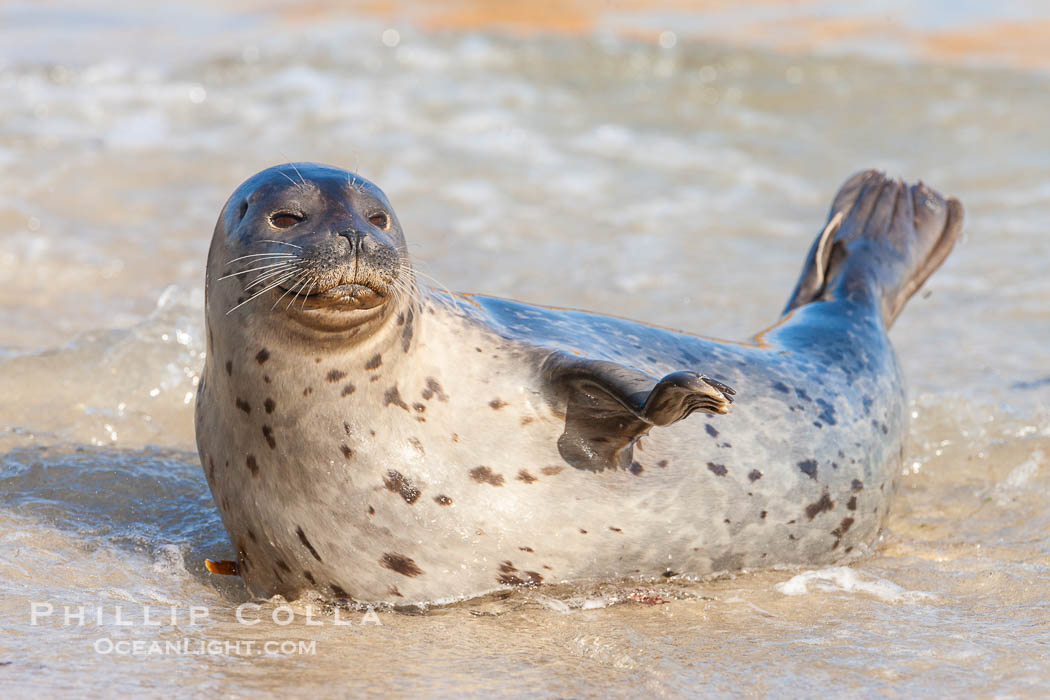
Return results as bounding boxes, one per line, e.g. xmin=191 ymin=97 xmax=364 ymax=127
xmin=783 ymin=170 xmax=964 ymax=327
xmin=541 ymin=353 xmax=734 ymax=472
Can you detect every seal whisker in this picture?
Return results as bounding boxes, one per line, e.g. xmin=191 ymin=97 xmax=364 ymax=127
xmin=272 ymin=274 xmax=306 ymax=310
xmin=301 ymin=280 xmax=316 ymax=310
xmin=225 ymin=253 xmax=297 ymax=265
xmin=226 ymin=270 xmax=302 ymax=315
xmin=402 ymin=264 xmax=459 ymax=311
xmin=289 ymin=162 xmax=308 ymax=189
xmin=287 ymin=275 xmax=312 ymax=310
xmin=257 ymin=239 xmax=303 ymax=250
xmin=244 ymin=264 xmax=304 ymax=290
xmin=219 ymin=262 xmax=300 ymax=281
xmin=277 ymin=169 xmax=304 ymax=190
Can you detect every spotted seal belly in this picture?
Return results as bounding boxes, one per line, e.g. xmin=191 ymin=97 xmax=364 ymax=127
xmin=194 ymin=164 xmax=962 ymax=604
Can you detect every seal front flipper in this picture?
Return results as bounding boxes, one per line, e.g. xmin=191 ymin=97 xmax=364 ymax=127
xmin=541 ymin=353 xmax=734 ymax=472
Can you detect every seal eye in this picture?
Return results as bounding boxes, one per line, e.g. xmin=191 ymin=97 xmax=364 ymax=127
xmin=270 ymin=212 xmax=304 ymax=229
xmin=368 ymin=212 xmax=389 ymax=230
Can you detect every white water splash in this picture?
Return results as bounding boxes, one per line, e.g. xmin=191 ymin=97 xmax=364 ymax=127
xmin=775 ymin=567 xmax=934 ymax=603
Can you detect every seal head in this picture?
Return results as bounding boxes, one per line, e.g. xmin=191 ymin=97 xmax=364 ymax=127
xmin=211 ymin=163 xmax=410 ymax=334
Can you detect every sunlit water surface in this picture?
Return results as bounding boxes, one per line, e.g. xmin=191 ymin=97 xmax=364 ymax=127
xmin=1 ymin=2 xmax=1049 ymax=697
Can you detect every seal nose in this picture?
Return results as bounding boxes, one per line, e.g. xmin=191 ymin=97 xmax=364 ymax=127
xmin=338 ymin=229 xmax=365 ymax=255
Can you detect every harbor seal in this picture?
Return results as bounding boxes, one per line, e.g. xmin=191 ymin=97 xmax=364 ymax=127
xmin=195 ymin=164 xmax=962 ymax=604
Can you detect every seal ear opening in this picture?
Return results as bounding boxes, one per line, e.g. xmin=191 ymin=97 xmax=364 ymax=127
xmin=783 ymin=211 xmax=843 ymax=314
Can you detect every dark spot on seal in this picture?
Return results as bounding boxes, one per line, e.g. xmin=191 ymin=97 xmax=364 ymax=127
xmin=255 ymin=349 xmax=269 ymax=364
xmin=340 ymin=444 xmax=353 ymax=460
xmin=263 ymin=375 xmax=271 ymax=383
xmin=724 ymin=519 xmax=731 ymax=524
xmin=772 ymin=381 xmax=790 ymax=393
xmin=367 ymin=505 xmax=375 ymax=515
xmin=851 ymin=479 xmax=864 ymax=491
xmin=805 ymin=493 xmax=835 ymax=520
xmin=609 ymin=526 xmax=623 ymax=533
xmin=798 ymin=459 xmax=818 ymax=479
xmin=630 ymin=461 xmax=644 ymax=475
xmin=296 ymin=527 xmax=322 ymax=562
xmin=847 ymin=496 xmax=857 ymax=510
xmin=760 ymin=510 xmax=767 ymax=519
xmin=422 ymin=378 xmax=448 ymax=402
xmin=340 ymin=383 xmax=356 ymax=397
xmin=748 ymin=469 xmax=763 ymax=482
xmin=246 ymin=455 xmax=259 ymax=477
xmin=658 ymin=460 xmax=669 ymax=468
xmin=401 ymin=320 xmax=413 ymax=352
xmin=497 ymin=573 xmax=524 ymax=585
xmin=816 ymin=398 xmax=837 ymax=425
xmin=469 ymin=466 xmax=505 ymax=486
xmin=434 ymin=495 xmax=453 ymax=506
xmin=262 ymin=425 xmax=276 ymax=449
xmin=304 ymin=571 xmax=316 ymax=584
xmin=365 ymin=354 xmax=382 ymax=370
xmin=326 ymin=369 xmax=346 ymax=383
xmin=329 ymin=583 xmax=349 ymax=598
xmin=832 ymin=517 xmax=854 ymax=537
xmin=235 ymin=398 xmax=251 ymax=414
xmin=225 ymin=360 xmax=232 ymax=376
xmin=517 ymin=469 xmax=537 ymax=483
xmin=381 ymin=552 xmax=423 ymax=577
xmin=795 ymin=388 xmax=811 ymax=402
xmin=407 ymin=437 xmax=425 ymax=455
xmin=384 ymin=386 xmax=409 ymax=411
xmin=303 ymin=387 xmax=313 ymax=396
xmin=264 ymin=397 xmax=275 ymax=413
xmin=705 ymin=424 xmax=719 ymax=438
xmin=579 ymin=528 xmax=587 ymax=534
xmin=541 ymin=466 xmax=563 ymax=476
xmin=519 ymin=546 xmax=534 ymax=552
xmin=707 ymin=462 xmax=728 ymax=477
xmin=489 ymin=398 xmax=508 ymax=410
xmin=384 ymin=470 xmax=421 ymax=504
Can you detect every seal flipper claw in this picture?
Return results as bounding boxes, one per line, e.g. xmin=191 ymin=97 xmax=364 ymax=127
xmin=542 ymin=353 xmax=734 ymax=471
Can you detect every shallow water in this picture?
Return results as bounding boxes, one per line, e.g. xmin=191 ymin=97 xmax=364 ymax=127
xmin=2 ymin=1 xmax=1049 ymax=697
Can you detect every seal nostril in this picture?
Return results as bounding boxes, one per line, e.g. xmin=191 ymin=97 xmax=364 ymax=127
xmin=338 ymin=230 xmax=364 ymax=251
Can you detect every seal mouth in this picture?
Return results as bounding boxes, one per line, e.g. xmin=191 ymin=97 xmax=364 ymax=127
xmin=287 ymin=282 xmax=387 ymax=311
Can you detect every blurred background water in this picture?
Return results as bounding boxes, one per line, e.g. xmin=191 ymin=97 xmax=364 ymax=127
xmin=1 ymin=1 xmax=1049 ymax=696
